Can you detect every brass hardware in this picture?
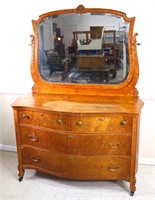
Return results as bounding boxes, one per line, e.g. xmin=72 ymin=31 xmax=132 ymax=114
xmin=76 ymin=121 xmax=83 ymax=126
xmin=108 ymin=165 xmax=119 ymax=172
xmin=28 ymin=135 xmax=39 ymax=142
xmin=120 ymin=121 xmax=126 ymax=126
xmin=22 ymin=113 xmax=29 ymax=119
xmin=98 ymin=117 xmax=105 ymax=121
xmin=108 ymin=143 xmax=120 ymax=148
xmin=68 ymin=156 xmax=74 ymax=160
xmin=67 ymin=135 xmax=74 ymax=139
xmin=30 ymin=155 xmax=40 ymax=163
xmin=57 ymin=119 xmax=62 ymax=124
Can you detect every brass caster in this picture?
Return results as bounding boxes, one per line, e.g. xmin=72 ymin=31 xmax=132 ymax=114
xmin=130 ymin=191 xmax=134 ymax=196
xmin=19 ymin=177 xmax=23 ymax=182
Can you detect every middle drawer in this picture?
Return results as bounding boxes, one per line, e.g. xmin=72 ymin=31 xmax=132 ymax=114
xmin=19 ymin=126 xmax=131 ymax=156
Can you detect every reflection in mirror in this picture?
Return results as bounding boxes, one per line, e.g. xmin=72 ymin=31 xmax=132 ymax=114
xmin=37 ymin=12 xmax=130 ymax=84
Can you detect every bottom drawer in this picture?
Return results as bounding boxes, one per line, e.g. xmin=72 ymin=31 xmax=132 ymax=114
xmin=21 ymin=147 xmax=130 ymax=180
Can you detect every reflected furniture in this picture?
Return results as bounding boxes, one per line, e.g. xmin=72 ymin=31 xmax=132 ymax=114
xmin=76 ymin=27 xmax=105 ymax=68
xmin=45 ymin=50 xmax=63 ymax=75
xmin=76 ymin=54 xmax=105 ymax=69
xmin=11 ymin=5 xmax=144 ymax=196
xmin=103 ymin=30 xmax=117 ymax=78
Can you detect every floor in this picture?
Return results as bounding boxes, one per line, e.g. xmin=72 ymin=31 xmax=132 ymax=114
xmin=41 ymin=67 xmax=124 ymax=83
xmin=0 ymin=151 xmax=155 ymax=200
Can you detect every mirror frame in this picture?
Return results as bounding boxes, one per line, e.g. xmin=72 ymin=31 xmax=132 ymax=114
xmin=30 ymin=5 xmax=139 ymax=96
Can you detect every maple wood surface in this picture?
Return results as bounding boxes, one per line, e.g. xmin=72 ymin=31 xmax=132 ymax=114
xmin=11 ymin=93 xmax=143 ymax=114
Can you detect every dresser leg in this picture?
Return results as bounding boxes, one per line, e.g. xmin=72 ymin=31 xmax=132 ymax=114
xmin=130 ymin=177 xmax=136 ymax=196
xmin=130 ymin=191 xmax=135 ymax=196
xmin=19 ymin=176 xmax=23 ymax=182
xmin=17 ymin=165 xmax=25 ymax=181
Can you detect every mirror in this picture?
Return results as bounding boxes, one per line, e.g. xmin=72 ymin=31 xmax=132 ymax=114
xmin=35 ymin=5 xmax=133 ymax=85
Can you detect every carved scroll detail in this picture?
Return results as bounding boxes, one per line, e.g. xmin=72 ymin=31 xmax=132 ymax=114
xmin=75 ymin=5 xmax=86 ymax=14
xmin=30 ymin=34 xmax=35 ymax=46
xmin=129 ymin=88 xmax=139 ymax=96
xmin=132 ymin=33 xmax=138 ymax=46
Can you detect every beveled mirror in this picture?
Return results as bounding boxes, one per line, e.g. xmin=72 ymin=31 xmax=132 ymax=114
xmin=31 ymin=5 xmax=139 ymax=96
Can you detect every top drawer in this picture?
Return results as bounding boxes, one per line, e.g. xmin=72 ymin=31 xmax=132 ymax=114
xmin=71 ymin=115 xmax=132 ymax=133
xmin=18 ymin=110 xmax=69 ymax=131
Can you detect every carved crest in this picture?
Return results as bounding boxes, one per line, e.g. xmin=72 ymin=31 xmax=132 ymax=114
xmin=75 ymin=5 xmax=86 ymax=14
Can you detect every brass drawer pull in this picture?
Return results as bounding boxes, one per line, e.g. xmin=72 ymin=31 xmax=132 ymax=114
xmin=67 ymin=135 xmax=74 ymax=139
xmin=120 ymin=121 xmax=126 ymax=126
xmin=68 ymin=156 xmax=75 ymax=160
xmin=76 ymin=121 xmax=83 ymax=126
xmin=57 ymin=119 xmax=62 ymax=124
xmin=28 ymin=135 xmax=39 ymax=142
xmin=22 ymin=113 xmax=29 ymax=119
xmin=108 ymin=165 xmax=119 ymax=172
xmin=30 ymin=155 xmax=40 ymax=163
xmin=108 ymin=143 xmax=120 ymax=148
xmin=98 ymin=117 xmax=105 ymax=121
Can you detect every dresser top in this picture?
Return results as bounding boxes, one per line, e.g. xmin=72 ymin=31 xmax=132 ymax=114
xmin=11 ymin=93 xmax=144 ymax=114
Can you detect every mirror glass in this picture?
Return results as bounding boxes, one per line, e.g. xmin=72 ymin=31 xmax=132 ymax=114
xmin=37 ymin=12 xmax=130 ymax=84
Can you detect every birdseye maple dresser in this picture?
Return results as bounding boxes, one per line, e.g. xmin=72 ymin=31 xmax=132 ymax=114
xmin=11 ymin=5 xmax=144 ymax=196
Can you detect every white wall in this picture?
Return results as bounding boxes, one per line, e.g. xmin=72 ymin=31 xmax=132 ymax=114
xmin=0 ymin=0 xmax=155 ymax=163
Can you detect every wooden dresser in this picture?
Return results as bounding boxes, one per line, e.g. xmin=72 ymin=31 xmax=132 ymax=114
xmin=12 ymin=94 xmax=143 ymax=195
xmin=11 ymin=5 xmax=144 ymax=196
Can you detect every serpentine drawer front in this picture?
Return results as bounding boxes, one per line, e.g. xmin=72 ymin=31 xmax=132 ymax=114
xmin=16 ymin=108 xmax=133 ymax=181
xmin=21 ymin=147 xmax=130 ymax=180
xmin=20 ymin=126 xmax=131 ymax=156
xmin=12 ymin=95 xmax=143 ymax=196
xmin=18 ymin=110 xmax=132 ymax=133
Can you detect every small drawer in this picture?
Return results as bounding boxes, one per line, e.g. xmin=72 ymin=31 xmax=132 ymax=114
xmin=18 ymin=110 xmax=69 ymax=130
xmin=70 ymin=115 xmax=132 ymax=133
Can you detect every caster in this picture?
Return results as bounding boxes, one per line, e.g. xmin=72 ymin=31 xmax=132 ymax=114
xmin=130 ymin=191 xmax=134 ymax=196
xmin=19 ymin=177 xmax=23 ymax=182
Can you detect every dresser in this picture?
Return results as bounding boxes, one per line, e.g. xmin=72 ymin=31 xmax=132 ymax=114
xmin=12 ymin=94 xmax=143 ymax=195
xmin=12 ymin=5 xmax=143 ymax=196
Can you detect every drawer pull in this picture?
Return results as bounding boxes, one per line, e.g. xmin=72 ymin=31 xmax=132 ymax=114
xmin=30 ymin=155 xmax=40 ymax=163
xmin=108 ymin=143 xmax=120 ymax=149
xmin=108 ymin=165 xmax=119 ymax=172
xmin=98 ymin=117 xmax=105 ymax=121
xmin=68 ymin=156 xmax=75 ymax=160
xmin=57 ymin=119 xmax=62 ymax=124
xmin=76 ymin=121 xmax=83 ymax=126
xmin=22 ymin=113 xmax=29 ymax=119
xmin=67 ymin=135 xmax=74 ymax=139
xmin=120 ymin=121 xmax=126 ymax=126
xmin=28 ymin=135 xmax=39 ymax=142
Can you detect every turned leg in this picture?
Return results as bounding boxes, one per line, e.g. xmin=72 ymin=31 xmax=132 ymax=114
xmin=130 ymin=177 xmax=136 ymax=196
xmin=18 ymin=165 xmax=25 ymax=181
